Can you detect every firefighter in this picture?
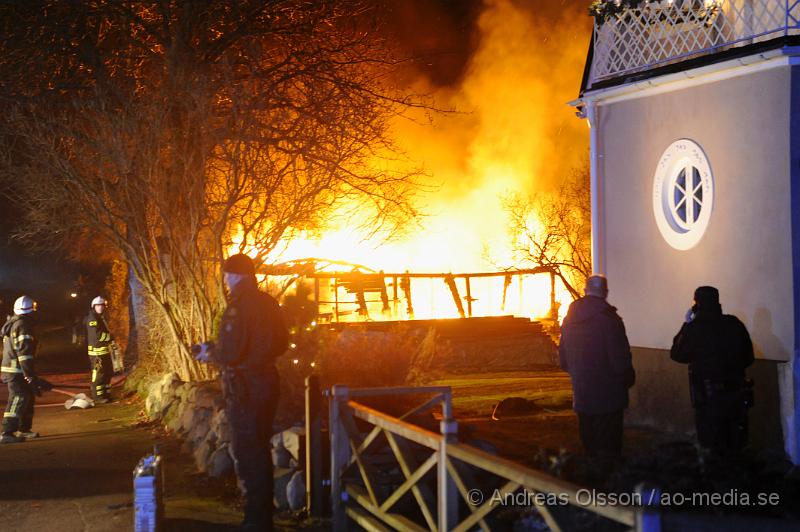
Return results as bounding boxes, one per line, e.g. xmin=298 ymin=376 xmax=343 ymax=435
xmin=1 ymin=295 xmax=40 ymax=443
xmin=671 ymin=286 xmax=754 ymax=453
xmin=559 ymin=275 xmax=635 ymax=456
xmin=86 ymin=296 xmax=114 ymax=403
xmin=194 ymin=254 xmax=288 ymax=531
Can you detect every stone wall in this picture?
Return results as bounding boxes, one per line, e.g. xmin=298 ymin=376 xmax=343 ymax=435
xmin=142 ymin=372 xmax=308 ymax=511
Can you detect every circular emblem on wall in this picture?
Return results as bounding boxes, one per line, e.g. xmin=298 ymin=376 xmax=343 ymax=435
xmin=652 ymin=139 xmax=714 ymax=250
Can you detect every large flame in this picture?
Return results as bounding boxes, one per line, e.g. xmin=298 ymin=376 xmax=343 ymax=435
xmin=232 ymin=1 xmax=591 ymax=323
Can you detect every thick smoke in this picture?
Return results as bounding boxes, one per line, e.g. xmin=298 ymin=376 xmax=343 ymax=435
xmin=386 ymin=0 xmax=593 ymax=269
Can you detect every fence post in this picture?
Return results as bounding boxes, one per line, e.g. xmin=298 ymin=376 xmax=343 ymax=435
xmin=330 ymin=385 xmax=350 ymax=532
xmin=305 ymin=375 xmax=322 ymax=517
xmin=438 ymin=390 xmax=458 ymax=531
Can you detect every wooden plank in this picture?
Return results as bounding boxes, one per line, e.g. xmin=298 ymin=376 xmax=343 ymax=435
xmin=345 ymin=507 xmax=393 ymax=532
xmin=385 ymin=432 xmax=438 ymax=531
xmin=445 ymin=458 xmax=490 ymax=531
xmin=350 ymin=401 xmax=441 ymax=450
xmin=533 ymin=500 xmax=563 ymax=532
xmin=341 ymin=407 xmax=381 ymax=507
xmin=379 ymin=450 xmax=438 ymax=513
xmin=347 ymin=485 xmax=428 ymax=532
xmin=446 ymin=443 xmax=636 ymax=527
xmin=399 ymin=393 xmax=445 ymax=421
xmin=453 ymin=480 xmax=520 ymax=532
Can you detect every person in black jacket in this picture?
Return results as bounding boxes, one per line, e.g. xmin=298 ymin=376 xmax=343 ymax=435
xmin=195 ymin=254 xmax=289 ymax=532
xmin=671 ymin=286 xmax=754 ymax=453
xmin=559 ymin=275 xmax=635 ymax=456
xmin=86 ymin=296 xmax=114 ymax=403
xmin=1 ymin=296 xmax=40 ymax=443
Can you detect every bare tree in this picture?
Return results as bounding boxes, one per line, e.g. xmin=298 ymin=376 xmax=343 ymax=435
xmin=0 ymin=1 xmax=430 ymax=380
xmin=505 ymin=165 xmax=591 ymax=300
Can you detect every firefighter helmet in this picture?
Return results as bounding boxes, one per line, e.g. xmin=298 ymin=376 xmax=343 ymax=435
xmin=13 ymin=295 xmax=37 ymax=315
xmin=91 ymin=296 xmax=107 ymax=307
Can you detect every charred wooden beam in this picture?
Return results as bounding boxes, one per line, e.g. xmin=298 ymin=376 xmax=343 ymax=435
xmin=444 ymin=274 xmax=466 ymax=319
xmin=501 ymin=274 xmax=512 ymax=312
xmin=401 ymin=273 xmax=414 ymax=318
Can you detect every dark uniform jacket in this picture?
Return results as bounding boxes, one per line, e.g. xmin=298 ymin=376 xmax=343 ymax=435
xmin=86 ymin=309 xmax=112 ymax=356
xmin=670 ymin=309 xmax=754 ymax=385
xmin=1 ymin=315 xmax=37 ymax=383
xmin=559 ymin=296 xmax=634 ymax=415
xmin=213 ymin=279 xmax=288 ymax=374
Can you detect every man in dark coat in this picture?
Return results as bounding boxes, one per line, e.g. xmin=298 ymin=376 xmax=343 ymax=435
xmin=670 ymin=286 xmax=754 ymax=453
xmin=195 ymin=254 xmax=289 ymax=531
xmin=559 ymin=275 xmax=635 ymax=456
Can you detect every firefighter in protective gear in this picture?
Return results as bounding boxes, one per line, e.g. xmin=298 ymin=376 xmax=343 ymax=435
xmin=86 ymin=296 xmax=113 ymax=403
xmin=194 ymin=254 xmax=289 ymax=531
xmin=1 ymin=296 xmax=40 ymax=443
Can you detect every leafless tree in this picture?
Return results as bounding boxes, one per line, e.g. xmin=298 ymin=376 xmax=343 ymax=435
xmin=0 ymin=1 xmax=430 ymax=380
xmin=505 ymin=165 xmax=591 ymax=300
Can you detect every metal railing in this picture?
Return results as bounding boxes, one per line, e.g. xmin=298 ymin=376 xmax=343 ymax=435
xmin=328 ymin=385 xmax=639 ymax=531
xmin=590 ymin=0 xmax=800 ymax=87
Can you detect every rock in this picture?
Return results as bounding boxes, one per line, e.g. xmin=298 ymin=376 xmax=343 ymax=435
xmin=491 ymin=397 xmax=540 ymax=420
xmin=159 ymin=372 xmax=182 ymax=398
xmin=207 ymin=444 xmax=233 ymax=478
xmin=209 ymin=408 xmax=232 ymax=444
xmin=193 ymin=440 xmax=214 ymax=473
xmin=280 ymin=426 xmax=305 ymax=463
xmin=270 ymin=431 xmax=285 ymax=450
xmin=195 ymin=387 xmax=218 ymax=409
xmin=272 ymin=447 xmax=292 ymax=469
xmin=286 ymin=471 xmax=306 ymax=511
xmin=273 ymin=468 xmax=293 ymax=510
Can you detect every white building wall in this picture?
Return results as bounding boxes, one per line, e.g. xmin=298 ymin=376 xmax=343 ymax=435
xmin=584 ymin=61 xmax=797 ymax=460
xmin=599 ymin=67 xmax=793 ymax=361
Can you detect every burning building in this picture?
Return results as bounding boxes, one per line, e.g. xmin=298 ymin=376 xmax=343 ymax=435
xmin=574 ymin=0 xmax=800 ymax=462
xmin=231 ymin=1 xmax=594 ymax=325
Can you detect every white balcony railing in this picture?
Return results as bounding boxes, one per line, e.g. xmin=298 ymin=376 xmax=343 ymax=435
xmin=589 ymin=0 xmax=800 ymax=87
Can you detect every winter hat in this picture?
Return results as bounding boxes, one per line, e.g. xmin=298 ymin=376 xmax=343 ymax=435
xmin=584 ymin=275 xmax=608 ymax=298
xmin=693 ymin=286 xmax=720 ymax=310
xmin=223 ymin=254 xmax=256 ymax=276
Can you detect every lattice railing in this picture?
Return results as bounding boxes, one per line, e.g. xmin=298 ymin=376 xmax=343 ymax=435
xmin=328 ymin=385 xmax=638 ymax=531
xmin=590 ymin=0 xmax=800 ymax=86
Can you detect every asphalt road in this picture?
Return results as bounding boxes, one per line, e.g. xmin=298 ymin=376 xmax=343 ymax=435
xmin=0 ymin=323 xmax=242 ymax=532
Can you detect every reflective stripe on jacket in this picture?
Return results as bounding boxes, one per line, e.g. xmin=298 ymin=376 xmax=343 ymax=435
xmin=86 ymin=310 xmax=112 ymax=356
xmin=1 ymin=315 xmax=37 ymax=378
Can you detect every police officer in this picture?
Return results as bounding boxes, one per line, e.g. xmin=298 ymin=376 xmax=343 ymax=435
xmin=559 ymin=275 xmax=635 ymax=456
xmin=671 ymin=286 xmax=754 ymax=453
xmin=1 ymin=296 xmax=40 ymax=443
xmin=195 ymin=254 xmax=288 ymax=531
xmin=86 ymin=296 xmax=113 ymax=403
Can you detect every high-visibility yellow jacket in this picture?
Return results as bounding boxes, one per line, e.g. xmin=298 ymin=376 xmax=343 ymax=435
xmin=1 ymin=314 xmax=37 ymax=382
xmin=86 ymin=309 xmax=112 ymax=356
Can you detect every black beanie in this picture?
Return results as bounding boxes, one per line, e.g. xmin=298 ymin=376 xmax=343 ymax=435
xmin=223 ymin=254 xmax=256 ymax=276
xmin=694 ymin=286 xmax=720 ymax=309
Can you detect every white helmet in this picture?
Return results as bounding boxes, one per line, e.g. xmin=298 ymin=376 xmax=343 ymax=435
xmin=91 ymin=296 xmax=107 ymax=307
xmin=13 ymin=295 xmax=37 ymax=315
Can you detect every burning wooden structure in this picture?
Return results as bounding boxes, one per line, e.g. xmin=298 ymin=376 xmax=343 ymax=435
xmin=261 ymin=260 xmax=559 ymax=323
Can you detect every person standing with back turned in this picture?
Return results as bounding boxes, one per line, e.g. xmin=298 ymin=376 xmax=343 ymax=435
xmin=670 ymin=286 xmax=754 ymax=453
xmin=559 ymin=275 xmax=635 ymax=457
xmin=194 ymin=254 xmax=289 ymax=531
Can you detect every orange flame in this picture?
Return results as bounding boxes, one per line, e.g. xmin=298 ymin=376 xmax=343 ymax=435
xmin=231 ymin=1 xmax=590 ymax=323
